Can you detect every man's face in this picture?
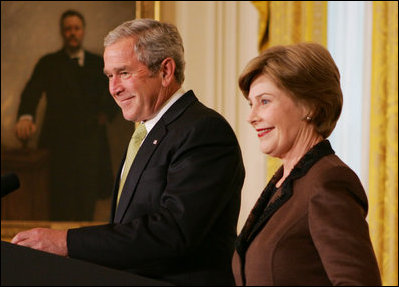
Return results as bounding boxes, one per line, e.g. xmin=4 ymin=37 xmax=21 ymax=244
xmin=103 ymin=37 xmax=165 ymax=122
xmin=61 ymin=15 xmax=84 ymax=51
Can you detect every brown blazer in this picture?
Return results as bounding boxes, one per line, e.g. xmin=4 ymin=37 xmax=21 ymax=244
xmin=233 ymin=140 xmax=381 ymax=286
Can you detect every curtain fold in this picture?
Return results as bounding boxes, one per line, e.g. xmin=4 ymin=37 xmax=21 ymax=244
xmin=368 ymin=2 xmax=398 ymax=286
xmin=252 ymin=1 xmax=327 ymax=180
xmin=252 ymin=1 xmax=269 ymax=51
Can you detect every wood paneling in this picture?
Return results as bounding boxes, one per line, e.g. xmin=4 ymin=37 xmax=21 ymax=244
xmin=1 ymin=149 xmax=50 ymax=220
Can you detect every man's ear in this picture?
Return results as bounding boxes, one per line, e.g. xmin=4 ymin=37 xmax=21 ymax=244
xmin=160 ymin=57 xmax=176 ymax=86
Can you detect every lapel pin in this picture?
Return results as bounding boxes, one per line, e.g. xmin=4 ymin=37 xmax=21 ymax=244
xmin=153 ymin=140 xmax=158 ymax=145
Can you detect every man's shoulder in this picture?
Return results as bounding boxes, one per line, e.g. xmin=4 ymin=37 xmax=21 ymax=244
xmin=39 ymin=50 xmax=65 ymax=61
xmin=168 ymin=91 xmax=235 ymax=134
xmin=165 ymin=91 xmax=220 ymax=123
xmin=183 ymin=91 xmax=228 ymax=122
xmin=84 ymin=50 xmax=103 ymax=60
xmin=34 ymin=50 xmax=67 ymax=68
xmin=83 ymin=50 xmax=104 ymax=67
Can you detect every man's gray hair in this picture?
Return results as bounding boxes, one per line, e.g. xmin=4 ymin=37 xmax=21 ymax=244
xmin=104 ymin=18 xmax=185 ymax=84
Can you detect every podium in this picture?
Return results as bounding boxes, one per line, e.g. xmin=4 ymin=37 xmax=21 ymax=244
xmin=1 ymin=241 xmax=172 ymax=286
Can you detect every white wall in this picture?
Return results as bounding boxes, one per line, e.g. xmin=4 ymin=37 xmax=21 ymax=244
xmin=327 ymin=1 xmax=373 ymax=191
xmin=162 ymin=1 xmax=375 ymax=232
xmin=161 ymin=1 xmax=263 ymax=232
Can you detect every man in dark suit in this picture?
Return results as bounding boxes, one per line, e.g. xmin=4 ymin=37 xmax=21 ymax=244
xmin=12 ymin=19 xmax=245 ymax=286
xmin=15 ymin=10 xmax=118 ymax=220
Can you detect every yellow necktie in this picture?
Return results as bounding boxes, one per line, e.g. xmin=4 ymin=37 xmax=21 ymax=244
xmin=116 ymin=123 xmax=147 ymax=206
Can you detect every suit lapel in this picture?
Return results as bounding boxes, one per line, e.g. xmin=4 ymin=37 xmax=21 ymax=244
xmin=236 ymin=140 xmax=335 ymax=263
xmin=247 ymin=183 xmax=293 ymax=243
xmin=114 ymin=123 xmax=166 ymax=222
xmin=113 ymin=90 xmax=198 ymax=223
xmin=110 ymin=152 xmax=126 ymax=222
xmin=58 ymin=50 xmax=76 ymax=88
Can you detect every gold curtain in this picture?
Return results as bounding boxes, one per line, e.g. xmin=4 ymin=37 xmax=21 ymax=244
xmin=252 ymin=1 xmax=327 ymax=180
xmin=368 ymin=2 xmax=398 ymax=286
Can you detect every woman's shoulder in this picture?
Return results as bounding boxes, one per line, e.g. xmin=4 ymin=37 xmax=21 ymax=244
xmin=300 ymin=154 xmax=368 ymax=211
xmin=307 ymin=154 xmax=360 ymax=182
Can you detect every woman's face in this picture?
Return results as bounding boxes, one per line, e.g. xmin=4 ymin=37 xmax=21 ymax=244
xmin=247 ymin=74 xmax=311 ymax=159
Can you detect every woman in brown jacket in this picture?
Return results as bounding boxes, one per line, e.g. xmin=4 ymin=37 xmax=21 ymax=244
xmin=233 ymin=42 xmax=381 ymax=286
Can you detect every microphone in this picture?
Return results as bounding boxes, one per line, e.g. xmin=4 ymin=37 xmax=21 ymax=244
xmin=1 ymin=173 xmax=20 ymax=198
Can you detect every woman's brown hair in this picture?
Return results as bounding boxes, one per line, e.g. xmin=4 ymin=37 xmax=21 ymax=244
xmin=239 ymin=42 xmax=343 ymax=138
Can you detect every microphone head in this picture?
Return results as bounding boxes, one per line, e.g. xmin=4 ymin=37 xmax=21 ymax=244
xmin=1 ymin=173 xmax=20 ymax=197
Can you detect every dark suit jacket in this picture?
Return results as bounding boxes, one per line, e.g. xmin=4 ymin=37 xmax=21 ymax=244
xmin=67 ymin=91 xmax=245 ymax=285
xmin=233 ymin=140 xmax=381 ymax=286
xmin=18 ymin=49 xmax=118 ymax=220
xmin=18 ymin=49 xmax=117 ymax=148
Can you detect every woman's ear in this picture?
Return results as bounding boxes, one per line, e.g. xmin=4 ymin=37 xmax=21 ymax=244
xmin=301 ymin=102 xmax=315 ymax=122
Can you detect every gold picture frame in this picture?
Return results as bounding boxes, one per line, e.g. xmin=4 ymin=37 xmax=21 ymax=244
xmin=135 ymin=1 xmax=160 ymax=20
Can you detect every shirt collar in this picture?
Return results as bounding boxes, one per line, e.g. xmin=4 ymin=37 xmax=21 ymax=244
xmin=67 ymin=48 xmax=85 ymax=66
xmin=143 ymin=88 xmax=185 ymax=134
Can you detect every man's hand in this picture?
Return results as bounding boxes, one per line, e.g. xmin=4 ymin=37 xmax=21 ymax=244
xmin=11 ymin=228 xmax=68 ymax=257
xmin=15 ymin=118 xmax=37 ymax=140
